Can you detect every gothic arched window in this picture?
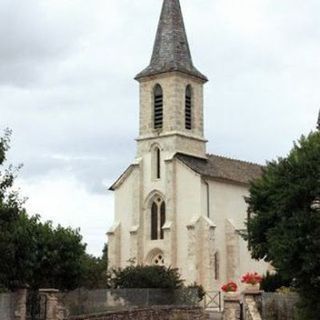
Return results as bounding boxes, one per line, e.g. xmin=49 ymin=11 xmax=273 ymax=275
xmin=160 ymin=201 xmax=166 ymax=239
xmin=151 ymin=145 xmax=161 ymax=180
xmin=147 ymin=249 xmax=165 ymax=266
xmin=154 ymin=84 xmax=163 ymax=129
xmin=151 ymin=202 xmax=158 ymax=240
xmin=150 ymin=197 xmax=166 ymax=240
xmin=185 ymin=85 xmax=192 ymax=130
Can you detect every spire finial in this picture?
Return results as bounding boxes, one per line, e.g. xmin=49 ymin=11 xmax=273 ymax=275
xmin=135 ymin=0 xmax=207 ymax=82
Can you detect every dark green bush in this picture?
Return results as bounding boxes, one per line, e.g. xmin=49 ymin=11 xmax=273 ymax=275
xmin=296 ymin=297 xmax=320 ymax=320
xmin=261 ymin=272 xmax=292 ymax=292
xmin=187 ymin=282 xmax=206 ymax=301
xmin=109 ymin=265 xmax=206 ymax=307
xmin=110 ymin=265 xmax=183 ymax=289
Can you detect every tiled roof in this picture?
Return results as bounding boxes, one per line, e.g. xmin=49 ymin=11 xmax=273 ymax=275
xmin=176 ymin=153 xmax=263 ymax=185
xmin=135 ymin=0 xmax=207 ymax=82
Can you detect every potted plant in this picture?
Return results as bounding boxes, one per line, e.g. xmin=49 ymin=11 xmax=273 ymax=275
xmin=221 ymin=281 xmax=238 ymax=298
xmin=241 ymin=272 xmax=262 ymax=291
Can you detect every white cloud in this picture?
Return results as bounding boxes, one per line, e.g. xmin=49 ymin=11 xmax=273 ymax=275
xmin=1 ymin=0 xmax=320 ymax=255
xmin=17 ymin=174 xmax=114 ymax=256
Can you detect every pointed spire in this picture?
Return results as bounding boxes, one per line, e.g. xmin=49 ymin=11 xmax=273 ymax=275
xmin=317 ymin=109 xmax=320 ymax=130
xmin=135 ymin=0 xmax=207 ymax=82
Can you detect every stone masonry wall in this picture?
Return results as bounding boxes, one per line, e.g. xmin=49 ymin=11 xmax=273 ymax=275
xmin=68 ymin=306 xmax=208 ymax=320
xmin=0 ymin=293 xmax=14 ymax=320
xmin=0 ymin=289 xmax=27 ymax=320
xmin=245 ymin=296 xmax=262 ymax=320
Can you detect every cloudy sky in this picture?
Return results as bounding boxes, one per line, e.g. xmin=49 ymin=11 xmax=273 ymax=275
xmin=1 ymin=0 xmax=319 ymax=256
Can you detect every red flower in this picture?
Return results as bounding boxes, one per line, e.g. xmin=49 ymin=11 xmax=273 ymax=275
xmin=241 ymin=272 xmax=262 ymax=285
xmin=221 ymin=281 xmax=238 ymax=292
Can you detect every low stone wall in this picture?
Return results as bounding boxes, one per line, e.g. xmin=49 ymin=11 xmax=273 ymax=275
xmin=0 ymin=293 xmax=14 ymax=320
xmin=222 ymin=291 xmax=299 ymax=320
xmin=0 ymin=289 xmax=27 ymax=320
xmin=222 ymin=294 xmax=240 ymax=320
xmin=68 ymin=306 xmax=207 ymax=320
xmin=245 ymin=295 xmax=262 ymax=320
xmin=222 ymin=290 xmax=263 ymax=320
xmin=262 ymin=293 xmax=299 ymax=320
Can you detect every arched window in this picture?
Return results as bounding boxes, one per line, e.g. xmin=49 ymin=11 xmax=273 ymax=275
xmin=151 ymin=202 xmax=158 ymax=240
xmin=214 ymin=251 xmax=220 ymax=280
xmin=160 ymin=201 xmax=166 ymax=239
xmin=185 ymin=85 xmax=192 ymax=130
xmin=147 ymin=249 xmax=165 ymax=266
xmin=150 ymin=197 xmax=166 ymax=240
xmin=151 ymin=146 xmax=161 ymax=180
xmin=156 ymin=147 xmax=161 ymax=179
xmin=154 ymin=84 xmax=163 ymax=129
xmin=152 ymin=252 xmax=165 ymax=265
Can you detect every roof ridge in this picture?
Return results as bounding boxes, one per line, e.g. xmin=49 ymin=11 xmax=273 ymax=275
xmin=176 ymin=153 xmax=263 ymax=184
xmin=206 ymin=153 xmax=264 ymax=167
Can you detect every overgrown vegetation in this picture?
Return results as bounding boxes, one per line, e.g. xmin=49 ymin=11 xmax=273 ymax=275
xmin=80 ymin=244 xmax=109 ymax=289
xmin=109 ymin=264 xmax=205 ymax=304
xmin=260 ymin=272 xmax=292 ymax=293
xmin=110 ymin=265 xmax=183 ymax=289
xmin=244 ymin=131 xmax=320 ymax=319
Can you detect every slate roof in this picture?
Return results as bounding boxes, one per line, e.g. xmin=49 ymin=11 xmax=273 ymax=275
xmin=176 ymin=153 xmax=263 ymax=185
xmin=135 ymin=0 xmax=207 ymax=82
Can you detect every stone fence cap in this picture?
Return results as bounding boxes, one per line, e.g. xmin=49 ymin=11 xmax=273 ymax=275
xmin=39 ymin=289 xmax=59 ymax=293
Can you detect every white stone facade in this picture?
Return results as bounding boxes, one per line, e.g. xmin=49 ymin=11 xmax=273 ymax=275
xmin=108 ymin=73 xmax=270 ymax=290
xmin=108 ymin=0 xmax=270 ymax=291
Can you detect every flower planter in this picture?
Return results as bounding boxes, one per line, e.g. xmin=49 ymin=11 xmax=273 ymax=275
xmin=244 ymin=283 xmax=260 ymax=293
xmin=225 ymin=291 xmax=239 ymax=298
xmin=241 ymin=272 xmax=262 ymax=293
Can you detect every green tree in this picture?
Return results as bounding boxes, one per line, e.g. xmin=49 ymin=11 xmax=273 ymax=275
xmin=260 ymin=272 xmax=292 ymax=292
xmin=0 ymin=130 xmax=87 ymax=291
xmin=29 ymin=221 xmax=86 ymax=290
xmin=79 ymin=244 xmax=109 ymax=289
xmin=244 ymin=131 xmax=320 ymax=319
xmin=0 ymin=129 xmax=26 ymax=289
xmin=111 ymin=265 xmax=183 ymax=289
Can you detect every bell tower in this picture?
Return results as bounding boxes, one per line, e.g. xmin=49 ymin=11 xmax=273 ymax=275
xmin=135 ymin=0 xmax=208 ymax=159
xmin=108 ymin=0 xmax=210 ymax=272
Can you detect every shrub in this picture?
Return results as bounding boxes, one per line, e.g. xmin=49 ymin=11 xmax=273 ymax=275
xmin=109 ymin=266 xmax=205 ymax=306
xmin=186 ymin=282 xmax=206 ymax=301
xmin=110 ymin=265 xmax=183 ymax=289
xmin=260 ymin=272 xmax=292 ymax=292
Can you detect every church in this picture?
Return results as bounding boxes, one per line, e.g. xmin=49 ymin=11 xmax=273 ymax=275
xmin=108 ymin=0 xmax=270 ymax=291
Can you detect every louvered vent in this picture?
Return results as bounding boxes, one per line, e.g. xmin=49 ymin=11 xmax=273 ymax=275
xmin=185 ymin=85 xmax=192 ymax=130
xmin=154 ymin=85 xmax=163 ymax=129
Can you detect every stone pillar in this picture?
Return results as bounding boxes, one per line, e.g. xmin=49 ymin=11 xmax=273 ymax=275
xmin=107 ymin=222 xmax=121 ymax=269
xmin=225 ymin=220 xmax=240 ymax=282
xmin=186 ymin=222 xmax=197 ymax=284
xmin=164 ymin=158 xmax=177 ymax=267
xmin=14 ymin=288 xmax=27 ymax=320
xmin=200 ymin=216 xmax=216 ymax=291
xmin=223 ymin=293 xmax=241 ymax=320
xmin=39 ymin=289 xmax=60 ymax=320
xmin=242 ymin=288 xmax=263 ymax=320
